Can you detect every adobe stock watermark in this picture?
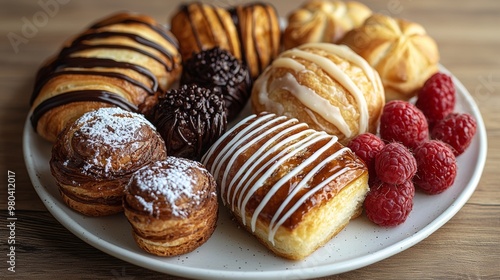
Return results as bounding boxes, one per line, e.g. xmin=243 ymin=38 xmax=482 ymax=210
xmin=475 ymin=74 xmax=499 ymax=102
xmin=6 ymin=0 xmax=70 ymax=54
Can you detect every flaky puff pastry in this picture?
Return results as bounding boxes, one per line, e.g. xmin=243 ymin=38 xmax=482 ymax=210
xmin=170 ymin=2 xmax=280 ymax=79
xmin=30 ymin=12 xmax=182 ymax=142
xmin=252 ymin=42 xmax=385 ymax=145
xmin=123 ymin=157 xmax=218 ymax=257
xmin=340 ymin=13 xmax=440 ymax=101
xmin=202 ymin=113 xmax=368 ymax=260
xmin=283 ymin=0 xmax=372 ymax=49
xmin=50 ymin=107 xmax=167 ymax=216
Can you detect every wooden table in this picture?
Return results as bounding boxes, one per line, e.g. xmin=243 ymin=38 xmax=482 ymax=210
xmin=1 ymin=0 xmax=499 ymax=279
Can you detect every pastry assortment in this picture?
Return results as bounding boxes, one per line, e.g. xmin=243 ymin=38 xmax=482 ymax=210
xmin=31 ymin=0 xmax=476 ymax=261
xmin=123 ymin=157 xmax=218 ymax=256
xmin=29 ymin=12 xmax=182 ymax=142
xmin=251 ymin=42 xmax=385 ymax=144
xmin=202 ymin=113 xmax=368 ymax=260
xmin=50 ymin=107 xmax=167 ymax=216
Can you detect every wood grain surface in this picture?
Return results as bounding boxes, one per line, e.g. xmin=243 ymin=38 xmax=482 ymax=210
xmin=1 ymin=0 xmax=499 ymax=279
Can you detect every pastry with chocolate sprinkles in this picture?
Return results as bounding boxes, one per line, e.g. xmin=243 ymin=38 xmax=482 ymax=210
xmin=150 ymin=84 xmax=227 ymax=161
xmin=181 ymin=47 xmax=252 ymax=121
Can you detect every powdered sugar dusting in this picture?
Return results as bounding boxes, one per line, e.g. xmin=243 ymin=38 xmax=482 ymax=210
xmin=76 ymin=107 xmax=154 ymax=147
xmin=74 ymin=107 xmax=156 ymax=174
xmin=129 ymin=157 xmax=208 ymax=218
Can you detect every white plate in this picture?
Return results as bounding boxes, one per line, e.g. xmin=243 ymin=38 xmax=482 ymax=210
xmin=23 ymin=67 xmax=487 ymax=280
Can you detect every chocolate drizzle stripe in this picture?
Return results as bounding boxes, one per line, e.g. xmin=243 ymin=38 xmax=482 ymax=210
xmin=198 ymin=4 xmax=217 ymax=46
xmin=68 ymin=31 xmax=174 ymax=63
xmin=213 ymin=7 xmax=237 ymax=56
xmin=59 ymin=43 xmax=172 ymax=71
xmin=30 ymin=57 xmax=158 ymax=105
xmin=90 ymin=17 xmax=180 ymax=49
xmin=37 ymin=70 xmax=154 ymax=96
xmin=229 ymin=7 xmax=246 ymax=66
xmin=30 ymin=90 xmax=138 ymax=131
xmin=183 ymin=4 xmax=204 ymax=51
xmin=250 ymin=5 xmax=263 ymax=74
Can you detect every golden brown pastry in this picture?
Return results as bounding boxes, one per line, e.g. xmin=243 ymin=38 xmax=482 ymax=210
xmin=50 ymin=107 xmax=167 ymax=216
xmin=170 ymin=2 xmax=280 ymax=79
xmin=201 ymin=113 xmax=368 ymax=260
xmin=170 ymin=2 xmax=241 ymax=61
xmin=340 ymin=13 xmax=440 ymax=101
xmin=251 ymin=42 xmax=385 ymax=145
xmin=229 ymin=2 xmax=281 ymax=78
xmin=123 ymin=157 xmax=218 ymax=257
xmin=30 ymin=12 xmax=182 ymax=142
xmin=283 ymin=0 xmax=372 ymax=49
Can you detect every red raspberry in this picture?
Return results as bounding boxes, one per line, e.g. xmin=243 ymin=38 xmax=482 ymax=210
xmin=348 ymin=133 xmax=385 ymax=185
xmin=431 ymin=113 xmax=477 ymax=156
xmin=375 ymin=142 xmax=417 ymax=185
xmin=413 ymin=140 xmax=457 ymax=194
xmin=415 ymin=72 xmax=456 ymax=128
xmin=380 ymin=100 xmax=429 ymax=150
xmin=364 ymin=180 xmax=415 ymax=227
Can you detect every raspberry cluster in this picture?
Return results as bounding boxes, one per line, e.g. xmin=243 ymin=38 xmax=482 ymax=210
xmin=348 ymin=72 xmax=477 ymax=227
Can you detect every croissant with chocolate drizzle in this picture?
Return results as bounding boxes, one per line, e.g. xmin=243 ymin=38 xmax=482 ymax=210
xmin=29 ymin=12 xmax=182 ymax=142
xmin=170 ymin=1 xmax=280 ymax=79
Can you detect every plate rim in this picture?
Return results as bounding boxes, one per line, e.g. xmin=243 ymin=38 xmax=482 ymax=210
xmin=22 ymin=66 xmax=488 ymax=279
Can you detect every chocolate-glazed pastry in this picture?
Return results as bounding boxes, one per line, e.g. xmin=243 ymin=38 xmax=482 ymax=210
xmin=170 ymin=2 xmax=241 ymax=61
xmin=150 ymin=84 xmax=227 ymax=161
xmin=170 ymin=1 xmax=280 ymax=79
xmin=229 ymin=2 xmax=281 ymax=79
xmin=181 ymin=47 xmax=252 ymax=121
xmin=30 ymin=12 xmax=182 ymax=142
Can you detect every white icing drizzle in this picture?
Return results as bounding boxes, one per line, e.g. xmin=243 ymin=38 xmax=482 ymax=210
xmin=220 ymin=117 xmax=296 ymax=202
xmin=268 ymin=154 xmax=349 ymax=243
xmin=203 ymin=114 xmax=355 ymax=244
xmin=255 ymin=69 xmax=285 ymax=115
xmin=227 ymin=125 xmax=314 ymax=209
xmin=249 ymin=136 xmax=340 ymax=232
xmin=201 ymin=114 xmax=258 ymax=164
xmin=302 ymin=42 xmax=384 ymax=106
xmin=223 ymin=119 xmax=304 ymax=205
xmin=255 ymin=42 xmax=382 ymax=138
xmin=237 ymin=131 xmax=329 ymax=220
xmin=271 ymin=72 xmax=351 ymax=136
xmin=271 ymin=56 xmax=306 ymax=72
xmin=283 ymin=47 xmax=368 ymax=135
xmin=212 ymin=113 xmax=280 ymax=200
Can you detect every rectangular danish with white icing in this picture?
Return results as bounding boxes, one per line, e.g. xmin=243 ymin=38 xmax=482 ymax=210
xmin=202 ymin=113 xmax=368 ymax=260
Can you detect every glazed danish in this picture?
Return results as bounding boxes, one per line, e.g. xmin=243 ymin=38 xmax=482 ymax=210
xmin=251 ymin=42 xmax=385 ymax=144
xmin=50 ymin=107 xmax=167 ymax=216
xmin=30 ymin=12 xmax=182 ymax=142
xmin=123 ymin=157 xmax=218 ymax=257
xmin=202 ymin=113 xmax=368 ymax=260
